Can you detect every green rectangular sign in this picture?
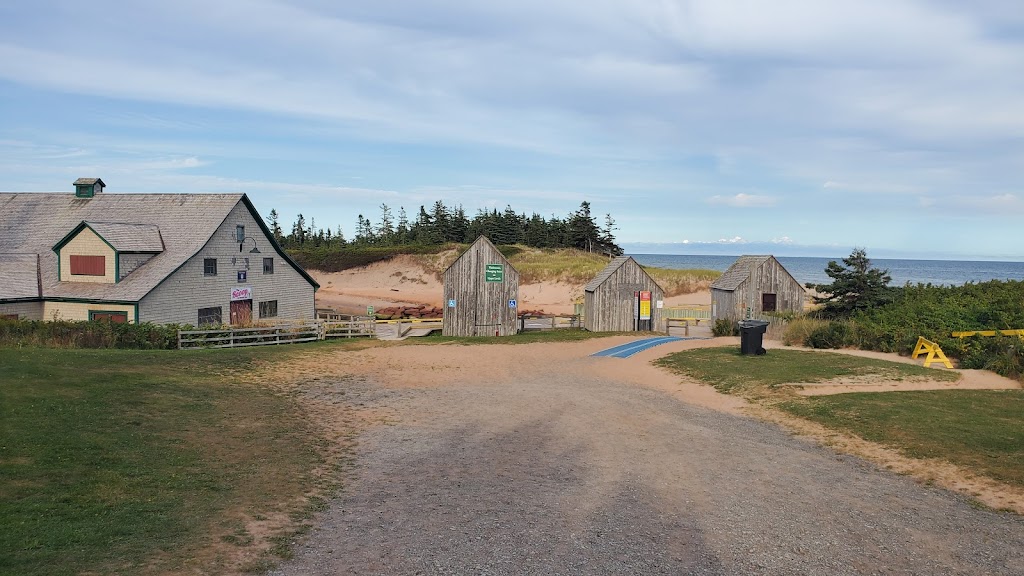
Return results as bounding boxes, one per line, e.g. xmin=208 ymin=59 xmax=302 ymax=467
xmin=485 ymin=264 xmax=504 ymax=282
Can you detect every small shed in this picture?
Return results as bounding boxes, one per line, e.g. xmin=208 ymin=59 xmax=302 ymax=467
xmin=584 ymin=256 xmax=665 ymax=332
xmin=442 ymin=236 xmax=520 ymax=337
xmin=711 ymin=255 xmax=805 ymax=321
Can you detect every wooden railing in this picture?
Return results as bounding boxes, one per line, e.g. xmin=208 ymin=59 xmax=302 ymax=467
xmin=178 ymin=318 xmax=376 ymax=349
xmin=178 ymin=322 xmax=321 ymax=349
xmin=322 ymin=317 xmax=377 ymax=339
xmin=663 ymin=306 xmax=711 ymax=323
xmin=375 ymin=318 xmax=444 ymax=338
xmin=519 ymin=315 xmax=582 ymax=331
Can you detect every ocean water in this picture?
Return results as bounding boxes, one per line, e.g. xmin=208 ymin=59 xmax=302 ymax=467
xmin=629 ymin=254 xmax=1024 ymax=287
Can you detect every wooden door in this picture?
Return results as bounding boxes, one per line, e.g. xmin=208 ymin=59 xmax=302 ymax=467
xmin=230 ymin=300 xmax=252 ymax=325
xmin=761 ymin=293 xmax=777 ymax=313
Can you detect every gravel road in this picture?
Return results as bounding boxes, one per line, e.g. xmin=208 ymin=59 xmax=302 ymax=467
xmin=271 ymin=342 xmax=1024 ymax=575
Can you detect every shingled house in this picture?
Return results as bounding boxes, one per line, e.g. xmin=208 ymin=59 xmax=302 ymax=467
xmin=710 ymin=255 xmax=804 ymax=321
xmin=0 ymin=179 xmax=318 ymax=325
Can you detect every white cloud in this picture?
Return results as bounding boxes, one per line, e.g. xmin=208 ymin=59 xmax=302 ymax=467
xmin=0 ymin=1 xmax=1022 ymax=257
xmin=707 ymin=193 xmax=776 ymax=208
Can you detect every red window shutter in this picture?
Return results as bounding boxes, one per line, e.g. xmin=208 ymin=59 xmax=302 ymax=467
xmin=70 ymin=255 xmax=106 ymax=276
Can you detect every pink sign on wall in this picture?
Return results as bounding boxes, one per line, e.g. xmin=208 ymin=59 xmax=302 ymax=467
xmin=231 ymin=286 xmax=252 ymax=301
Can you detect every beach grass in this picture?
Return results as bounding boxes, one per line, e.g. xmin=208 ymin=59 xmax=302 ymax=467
xmin=0 ymin=347 xmax=323 ymax=575
xmin=779 ymin=390 xmax=1024 ymax=488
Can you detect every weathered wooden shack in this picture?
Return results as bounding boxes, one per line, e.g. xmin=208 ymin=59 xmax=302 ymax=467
xmin=584 ymin=256 xmax=665 ymax=332
xmin=710 ymin=255 xmax=805 ymax=321
xmin=442 ymin=236 xmax=520 ymax=337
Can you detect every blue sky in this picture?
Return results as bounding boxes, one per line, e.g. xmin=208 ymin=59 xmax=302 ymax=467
xmin=1 ymin=1 xmax=1022 ymax=260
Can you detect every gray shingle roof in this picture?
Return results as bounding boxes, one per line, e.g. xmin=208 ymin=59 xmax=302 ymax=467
xmin=83 ymin=222 xmax=164 ymax=252
xmin=710 ymin=255 xmax=772 ymax=291
xmin=73 ymin=178 xmax=105 ymax=187
xmin=0 ymin=192 xmax=244 ymax=302
xmin=584 ymin=255 xmax=632 ymax=292
xmin=0 ymin=253 xmax=40 ymax=299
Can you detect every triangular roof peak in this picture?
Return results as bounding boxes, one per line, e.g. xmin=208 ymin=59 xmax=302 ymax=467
xmin=710 ymin=255 xmax=774 ymax=291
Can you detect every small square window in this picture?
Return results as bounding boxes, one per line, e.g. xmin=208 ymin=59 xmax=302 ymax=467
xmin=263 ymin=257 xmax=274 ymax=274
xmin=204 ymin=258 xmax=217 ymax=276
xmin=236 ymin=225 xmax=245 ymax=243
xmin=259 ymin=300 xmax=278 ymax=319
xmin=198 ymin=306 xmax=222 ymax=325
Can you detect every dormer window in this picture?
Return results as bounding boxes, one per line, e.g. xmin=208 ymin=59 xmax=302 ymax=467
xmin=73 ymin=178 xmax=105 ymax=198
xmin=70 ymin=255 xmax=106 ymax=276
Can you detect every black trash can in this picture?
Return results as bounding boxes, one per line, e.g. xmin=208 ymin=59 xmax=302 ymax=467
xmin=738 ymin=319 xmax=769 ymax=355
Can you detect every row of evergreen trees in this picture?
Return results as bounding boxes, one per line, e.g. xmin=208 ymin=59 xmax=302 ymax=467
xmin=267 ymin=200 xmax=623 ymax=255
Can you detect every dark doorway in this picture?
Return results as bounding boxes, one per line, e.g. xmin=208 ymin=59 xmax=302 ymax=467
xmin=230 ymin=299 xmax=253 ymax=325
xmin=761 ymin=293 xmax=777 ymax=313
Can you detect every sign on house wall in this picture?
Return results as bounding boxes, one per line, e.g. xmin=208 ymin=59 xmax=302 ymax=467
xmin=231 ymin=286 xmax=253 ymax=301
xmin=639 ymin=291 xmax=652 ymax=320
xmin=485 ymin=264 xmax=504 ymax=282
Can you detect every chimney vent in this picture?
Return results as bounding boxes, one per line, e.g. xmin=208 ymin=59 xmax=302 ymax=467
xmin=73 ymin=178 xmax=105 ymax=198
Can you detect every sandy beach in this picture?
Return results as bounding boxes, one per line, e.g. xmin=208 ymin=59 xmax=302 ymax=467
xmin=311 ymin=256 xmax=712 ymax=315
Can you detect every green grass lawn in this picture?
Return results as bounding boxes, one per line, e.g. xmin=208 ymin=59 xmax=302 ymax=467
xmin=656 ymin=346 xmax=1022 ymax=490
xmin=0 ymin=347 xmax=322 ymax=576
xmin=780 ymin=391 xmax=1024 ymax=488
xmin=654 ymin=346 xmax=958 ymax=394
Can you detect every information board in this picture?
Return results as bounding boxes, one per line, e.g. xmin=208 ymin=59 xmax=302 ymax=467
xmin=639 ymin=291 xmax=652 ymax=320
xmin=485 ymin=264 xmax=504 ymax=282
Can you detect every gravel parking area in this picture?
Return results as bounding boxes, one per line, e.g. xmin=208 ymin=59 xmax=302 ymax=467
xmin=271 ymin=339 xmax=1024 ymax=575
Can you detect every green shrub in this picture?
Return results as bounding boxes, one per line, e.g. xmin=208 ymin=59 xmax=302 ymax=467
xmin=0 ymin=319 xmax=184 ymax=349
xmin=797 ymin=279 xmax=1024 ymax=381
xmin=712 ymin=318 xmax=737 ymax=337
xmin=805 ymin=321 xmax=853 ymax=349
xmin=782 ymin=317 xmax=825 ymax=346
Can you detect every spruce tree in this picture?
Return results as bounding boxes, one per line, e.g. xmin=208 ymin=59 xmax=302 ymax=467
xmin=808 ymin=248 xmax=893 ymax=318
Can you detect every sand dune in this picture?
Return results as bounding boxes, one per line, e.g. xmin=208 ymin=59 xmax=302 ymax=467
xmin=311 ymin=255 xmax=710 ymax=316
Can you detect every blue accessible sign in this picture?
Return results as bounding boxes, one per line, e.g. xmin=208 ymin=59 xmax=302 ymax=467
xmin=508 ymin=299 xmax=517 ymax=309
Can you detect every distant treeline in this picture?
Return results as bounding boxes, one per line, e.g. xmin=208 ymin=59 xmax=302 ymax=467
xmin=267 ymin=200 xmax=623 ymax=256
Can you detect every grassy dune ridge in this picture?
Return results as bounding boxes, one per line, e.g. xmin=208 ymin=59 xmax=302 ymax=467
xmin=407 ymin=245 xmax=720 ymax=297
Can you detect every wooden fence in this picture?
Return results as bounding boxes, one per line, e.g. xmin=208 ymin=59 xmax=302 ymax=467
xmin=322 ymin=317 xmax=377 ymax=339
xmin=519 ymin=315 xmax=582 ymax=331
xmin=178 ymin=318 xmax=376 ymax=349
xmin=663 ymin=305 xmax=712 ymax=323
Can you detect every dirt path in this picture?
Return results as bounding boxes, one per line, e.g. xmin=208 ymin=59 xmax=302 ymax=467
xmin=270 ymin=339 xmax=1024 ymax=575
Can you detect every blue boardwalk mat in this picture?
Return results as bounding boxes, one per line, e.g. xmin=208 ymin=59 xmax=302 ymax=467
xmin=591 ymin=336 xmax=701 ymax=359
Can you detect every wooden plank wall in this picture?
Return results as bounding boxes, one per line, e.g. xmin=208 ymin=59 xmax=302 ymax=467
xmin=584 ymin=259 xmax=665 ymax=332
xmin=712 ymin=257 xmax=805 ymax=320
xmin=442 ymin=237 xmax=520 ymax=336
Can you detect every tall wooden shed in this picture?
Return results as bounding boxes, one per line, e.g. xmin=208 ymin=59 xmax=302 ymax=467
xmin=584 ymin=256 xmax=665 ymax=332
xmin=710 ymin=255 xmax=805 ymax=321
xmin=442 ymin=236 xmax=520 ymax=337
